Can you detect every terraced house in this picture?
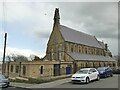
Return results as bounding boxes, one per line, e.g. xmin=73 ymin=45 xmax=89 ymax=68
xmin=5 ymin=8 xmax=116 ymax=79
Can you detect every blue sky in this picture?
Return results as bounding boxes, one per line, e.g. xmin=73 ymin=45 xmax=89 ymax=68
xmin=0 ymin=0 xmax=118 ymax=62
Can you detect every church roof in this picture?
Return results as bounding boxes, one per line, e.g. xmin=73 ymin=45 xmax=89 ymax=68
xmin=68 ymin=52 xmax=115 ymax=61
xmin=60 ymin=25 xmax=103 ymax=49
xmin=98 ymin=41 xmax=105 ymax=49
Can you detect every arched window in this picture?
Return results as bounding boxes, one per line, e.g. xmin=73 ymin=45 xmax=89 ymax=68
xmin=99 ymin=62 xmax=101 ymax=67
xmin=40 ymin=66 xmax=43 ymax=74
xmin=104 ymin=62 xmax=106 ymax=66
xmin=11 ymin=65 xmax=13 ymax=72
xmin=113 ymin=63 xmax=116 ymax=67
xmin=58 ymin=51 xmax=62 ymax=60
xmin=86 ymin=62 xmax=89 ymax=68
xmin=58 ymin=47 xmax=62 ymax=60
xmin=50 ymin=49 xmax=54 ymax=60
xmin=85 ymin=48 xmax=87 ymax=54
xmin=71 ymin=46 xmax=73 ymax=52
xmin=23 ymin=65 xmax=26 ymax=75
xmin=50 ymin=52 xmax=54 ymax=60
xmin=93 ymin=62 xmax=95 ymax=68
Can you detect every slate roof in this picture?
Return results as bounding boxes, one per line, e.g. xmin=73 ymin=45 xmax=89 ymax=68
xmin=60 ymin=25 xmax=103 ymax=49
xmin=98 ymin=41 xmax=105 ymax=49
xmin=68 ymin=52 xmax=115 ymax=61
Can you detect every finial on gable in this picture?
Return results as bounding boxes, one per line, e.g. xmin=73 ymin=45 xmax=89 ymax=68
xmin=54 ymin=8 xmax=60 ymax=25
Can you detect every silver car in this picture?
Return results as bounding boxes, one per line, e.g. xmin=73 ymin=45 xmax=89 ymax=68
xmin=0 ymin=74 xmax=10 ymax=88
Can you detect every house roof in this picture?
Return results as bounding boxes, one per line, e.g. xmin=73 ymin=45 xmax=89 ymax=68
xmin=68 ymin=52 xmax=115 ymax=61
xmin=60 ymin=25 xmax=103 ymax=49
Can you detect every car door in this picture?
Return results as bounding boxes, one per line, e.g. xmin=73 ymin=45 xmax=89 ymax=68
xmin=107 ymin=67 xmax=112 ymax=75
xmin=88 ymin=69 xmax=94 ymax=80
xmin=105 ymin=67 xmax=110 ymax=76
xmin=92 ymin=69 xmax=98 ymax=80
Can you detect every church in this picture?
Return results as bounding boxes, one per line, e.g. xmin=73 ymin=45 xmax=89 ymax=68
xmin=4 ymin=8 xmax=116 ymax=79
xmin=44 ymin=8 xmax=116 ymax=73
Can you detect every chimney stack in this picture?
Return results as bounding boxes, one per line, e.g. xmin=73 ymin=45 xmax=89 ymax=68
xmin=105 ymin=43 xmax=108 ymax=51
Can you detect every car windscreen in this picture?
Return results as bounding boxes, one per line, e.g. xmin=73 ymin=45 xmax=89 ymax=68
xmin=76 ymin=70 xmax=88 ymax=74
xmin=97 ymin=67 xmax=106 ymax=70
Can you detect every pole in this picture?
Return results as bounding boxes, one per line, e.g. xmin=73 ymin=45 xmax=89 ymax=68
xmin=2 ymin=33 xmax=7 ymax=75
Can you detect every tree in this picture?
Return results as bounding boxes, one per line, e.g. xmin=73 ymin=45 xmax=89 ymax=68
xmin=10 ymin=54 xmax=28 ymax=61
xmin=33 ymin=56 xmax=40 ymax=61
xmin=29 ymin=54 xmax=42 ymax=61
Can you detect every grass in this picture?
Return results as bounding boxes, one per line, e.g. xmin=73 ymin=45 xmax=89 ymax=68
xmin=9 ymin=74 xmax=72 ymax=84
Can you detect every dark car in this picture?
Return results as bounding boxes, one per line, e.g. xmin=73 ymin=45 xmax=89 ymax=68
xmin=112 ymin=67 xmax=120 ymax=74
xmin=97 ymin=67 xmax=113 ymax=78
xmin=0 ymin=74 xmax=10 ymax=88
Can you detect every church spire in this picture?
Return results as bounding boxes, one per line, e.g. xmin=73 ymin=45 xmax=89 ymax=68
xmin=54 ymin=8 xmax=60 ymax=25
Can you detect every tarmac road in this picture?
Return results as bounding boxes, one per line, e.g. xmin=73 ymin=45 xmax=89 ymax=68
xmin=53 ymin=74 xmax=119 ymax=88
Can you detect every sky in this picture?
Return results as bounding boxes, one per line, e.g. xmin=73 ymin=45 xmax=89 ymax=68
xmin=0 ymin=0 xmax=119 ymax=62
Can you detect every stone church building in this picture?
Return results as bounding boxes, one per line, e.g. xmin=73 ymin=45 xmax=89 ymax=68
xmin=5 ymin=8 xmax=116 ymax=79
xmin=43 ymin=8 xmax=116 ymax=73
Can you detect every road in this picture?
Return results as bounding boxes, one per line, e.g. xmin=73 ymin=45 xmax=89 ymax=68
xmin=53 ymin=74 xmax=119 ymax=88
xmin=1 ymin=74 xmax=119 ymax=89
xmin=1 ymin=86 xmax=29 ymax=90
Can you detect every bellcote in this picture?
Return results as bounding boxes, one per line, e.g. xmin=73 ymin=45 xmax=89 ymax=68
xmin=53 ymin=8 xmax=60 ymax=25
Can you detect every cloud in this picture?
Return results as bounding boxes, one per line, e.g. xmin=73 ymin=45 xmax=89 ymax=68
xmin=6 ymin=47 xmax=45 ymax=57
xmin=0 ymin=47 xmax=45 ymax=62
xmin=1 ymin=2 xmax=117 ymax=39
xmin=0 ymin=2 xmax=55 ymax=39
xmin=55 ymin=2 xmax=118 ymax=39
xmin=0 ymin=2 xmax=118 ymax=56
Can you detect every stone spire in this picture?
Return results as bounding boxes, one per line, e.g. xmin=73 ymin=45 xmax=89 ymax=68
xmin=53 ymin=8 xmax=60 ymax=25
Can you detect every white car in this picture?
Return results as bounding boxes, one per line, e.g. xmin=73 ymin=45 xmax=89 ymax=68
xmin=71 ymin=68 xmax=100 ymax=84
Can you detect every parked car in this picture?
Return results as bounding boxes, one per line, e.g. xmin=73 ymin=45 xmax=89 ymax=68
xmin=112 ymin=67 xmax=120 ymax=74
xmin=0 ymin=74 xmax=10 ymax=88
xmin=97 ymin=67 xmax=113 ymax=78
xmin=71 ymin=68 xmax=100 ymax=84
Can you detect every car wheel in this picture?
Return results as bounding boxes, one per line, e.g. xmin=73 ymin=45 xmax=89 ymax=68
xmin=97 ymin=75 xmax=100 ymax=81
xmin=86 ymin=77 xmax=90 ymax=84
xmin=110 ymin=73 xmax=113 ymax=77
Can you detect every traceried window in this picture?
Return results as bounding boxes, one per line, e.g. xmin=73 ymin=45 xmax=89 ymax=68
xmin=58 ymin=47 xmax=62 ymax=60
xmin=58 ymin=51 xmax=62 ymax=60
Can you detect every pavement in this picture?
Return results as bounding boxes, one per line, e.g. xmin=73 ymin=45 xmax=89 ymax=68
xmin=10 ymin=77 xmax=71 ymax=88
